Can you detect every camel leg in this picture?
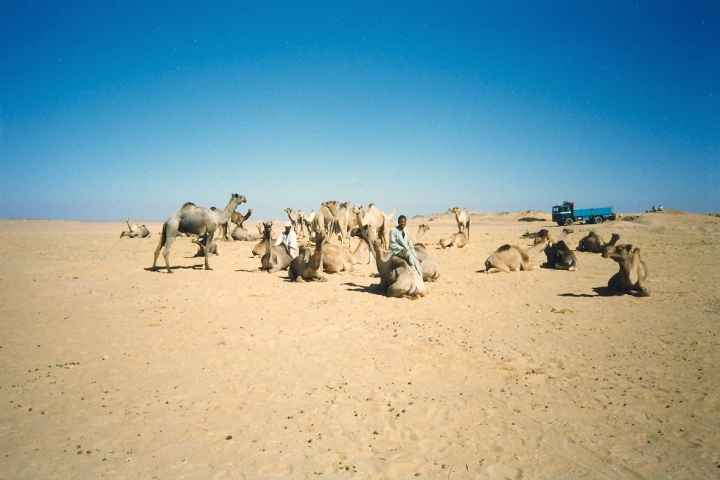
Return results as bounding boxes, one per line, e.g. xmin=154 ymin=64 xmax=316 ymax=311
xmin=466 ymin=222 xmax=470 ymax=240
xmin=161 ymin=236 xmax=176 ymax=273
xmin=203 ymin=233 xmax=214 ymax=270
xmin=152 ymin=226 xmax=167 ymax=270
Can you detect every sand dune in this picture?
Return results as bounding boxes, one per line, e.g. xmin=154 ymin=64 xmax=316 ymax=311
xmin=1 ymin=211 xmax=719 ymax=478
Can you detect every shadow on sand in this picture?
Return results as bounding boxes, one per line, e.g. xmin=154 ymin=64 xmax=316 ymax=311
xmin=145 ymin=265 xmax=205 ymax=273
xmin=342 ymin=282 xmax=384 ymax=296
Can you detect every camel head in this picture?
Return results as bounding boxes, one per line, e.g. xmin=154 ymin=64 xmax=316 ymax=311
xmin=232 ymin=194 xmax=247 ymax=204
xmin=352 ymin=205 xmax=364 ymax=215
xmin=449 ymin=207 xmax=459 ymax=214
xmin=262 ymin=221 xmax=273 ymax=237
xmin=418 ymin=224 xmax=429 ymax=234
xmin=284 ymin=208 xmax=293 ymax=214
xmin=602 ymin=243 xmax=633 ymax=261
xmin=340 ymin=201 xmax=350 ymax=209
xmin=533 ymin=229 xmax=550 ymax=245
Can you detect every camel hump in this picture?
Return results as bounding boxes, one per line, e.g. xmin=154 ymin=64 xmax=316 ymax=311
xmin=497 ymin=244 xmax=512 ymax=252
xmin=181 ymin=202 xmax=196 ymax=209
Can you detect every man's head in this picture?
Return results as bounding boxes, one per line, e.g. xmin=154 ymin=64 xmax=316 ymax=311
xmin=284 ymin=221 xmax=292 ymax=231
xmin=398 ymin=215 xmax=407 ymax=229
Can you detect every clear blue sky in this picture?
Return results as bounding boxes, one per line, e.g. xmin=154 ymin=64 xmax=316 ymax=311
xmin=1 ymin=1 xmax=718 ymax=221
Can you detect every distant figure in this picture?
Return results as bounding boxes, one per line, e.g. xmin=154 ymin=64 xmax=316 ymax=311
xmin=651 ymin=206 xmax=657 ymax=212
xmin=658 ymin=205 xmax=664 ymax=211
xmin=275 ymin=221 xmax=298 ymax=259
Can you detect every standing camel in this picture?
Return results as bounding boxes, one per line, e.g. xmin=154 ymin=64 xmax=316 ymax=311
xmin=449 ymin=207 xmax=470 ymax=239
xmin=152 ymin=193 xmax=246 ymax=273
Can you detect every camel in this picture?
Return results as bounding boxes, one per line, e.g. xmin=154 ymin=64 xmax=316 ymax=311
xmin=353 ymin=225 xmax=427 ymax=298
xmin=534 ymin=228 xmax=574 ymax=245
xmin=416 ymin=224 xmax=430 ymax=242
xmin=120 ymin=218 xmax=151 ymax=238
xmin=288 ymin=232 xmax=327 ymax=282
xmin=449 ymin=207 xmax=471 ymax=239
xmin=542 ymin=240 xmax=578 ymax=271
xmin=215 ymin=208 xmax=252 ymax=241
xmin=284 ymin=208 xmax=302 ymax=236
xmin=192 ymin=235 xmax=219 ymax=257
xmin=231 ymin=226 xmax=262 ymax=241
xmin=352 ymin=204 xmax=395 ymax=250
xmin=331 ymin=201 xmax=352 ymax=247
xmin=414 ymin=244 xmax=440 ymax=282
xmin=602 ymin=244 xmax=650 ymax=296
xmin=439 ymin=232 xmax=468 ymax=249
xmin=411 ymin=225 xmax=440 ymax=281
xmin=259 ymin=222 xmax=292 ymax=273
xmin=231 ymin=209 xmax=252 ymax=229
xmin=322 ymin=240 xmax=368 ymax=273
xmin=578 ymin=231 xmax=621 ymax=253
xmin=152 ymin=193 xmax=246 ymax=273
xmin=484 ymin=236 xmax=550 ymax=273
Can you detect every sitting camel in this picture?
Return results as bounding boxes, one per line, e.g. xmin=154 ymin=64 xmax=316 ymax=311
xmin=412 ymin=225 xmax=440 ymax=282
xmin=439 ymin=232 xmax=468 ymax=249
xmin=535 ymin=229 xmax=577 ymax=270
xmin=322 ymin=240 xmax=368 ymax=274
xmin=485 ymin=236 xmax=550 ymax=273
xmin=602 ymin=244 xmax=650 ymax=296
xmin=449 ymin=207 xmax=471 ymax=239
xmin=120 ymin=218 xmax=151 ymax=238
xmin=542 ymin=240 xmax=578 ymax=271
xmin=353 ymin=225 xmax=427 ymax=298
xmin=259 ymin=222 xmax=293 ymax=273
xmin=152 ymin=193 xmax=246 ymax=273
xmin=578 ymin=231 xmax=620 ymax=253
xmin=193 ymin=235 xmax=219 ymax=257
xmin=289 ymin=232 xmax=327 ymax=282
xmin=231 ymin=226 xmax=262 ymax=241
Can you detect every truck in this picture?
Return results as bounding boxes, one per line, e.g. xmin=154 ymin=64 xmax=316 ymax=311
xmin=551 ymin=201 xmax=616 ymax=226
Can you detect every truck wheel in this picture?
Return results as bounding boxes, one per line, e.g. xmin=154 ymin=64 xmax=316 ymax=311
xmin=594 ymin=216 xmax=603 ymax=224
xmin=565 ymin=218 xmax=574 ymax=226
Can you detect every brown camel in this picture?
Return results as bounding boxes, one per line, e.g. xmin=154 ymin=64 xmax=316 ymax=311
xmin=602 ymin=244 xmax=650 ymax=296
xmin=231 ymin=209 xmax=253 ymax=229
xmin=120 ymin=218 xmax=151 ymax=238
xmin=288 ymin=232 xmax=327 ymax=282
xmin=578 ymin=231 xmax=620 ymax=253
xmin=152 ymin=193 xmax=246 ymax=273
xmin=449 ymin=207 xmax=471 ymax=239
xmin=353 ymin=225 xmax=427 ymax=298
xmin=322 ymin=239 xmax=368 ymax=274
xmin=485 ymin=237 xmax=550 ymax=273
xmin=259 ymin=222 xmax=292 ymax=273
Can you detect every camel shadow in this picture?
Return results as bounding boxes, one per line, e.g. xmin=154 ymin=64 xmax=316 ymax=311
xmin=557 ymin=286 xmax=616 ymax=298
xmin=342 ymin=282 xmax=384 ymax=296
xmin=144 ymin=265 xmax=204 ymax=273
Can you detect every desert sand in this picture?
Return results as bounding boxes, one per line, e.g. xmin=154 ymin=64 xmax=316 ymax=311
xmin=1 ymin=210 xmax=719 ymax=479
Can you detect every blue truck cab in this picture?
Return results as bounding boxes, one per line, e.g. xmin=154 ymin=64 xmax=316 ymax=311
xmin=552 ymin=201 xmax=615 ymax=226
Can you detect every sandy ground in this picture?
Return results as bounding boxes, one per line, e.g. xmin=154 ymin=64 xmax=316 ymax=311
xmin=1 ymin=210 xmax=719 ymax=479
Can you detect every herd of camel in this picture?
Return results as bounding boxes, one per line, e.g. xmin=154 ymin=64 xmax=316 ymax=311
xmin=121 ymin=193 xmax=649 ymax=298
